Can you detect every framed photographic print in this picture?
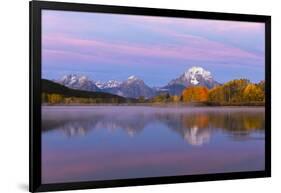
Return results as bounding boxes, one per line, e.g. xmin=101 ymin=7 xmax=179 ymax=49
xmin=30 ymin=1 xmax=271 ymax=192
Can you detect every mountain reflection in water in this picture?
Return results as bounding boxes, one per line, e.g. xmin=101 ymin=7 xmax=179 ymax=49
xmin=42 ymin=106 xmax=265 ymax=183
xmin=42 ymin=106 xmax=264 ymax=146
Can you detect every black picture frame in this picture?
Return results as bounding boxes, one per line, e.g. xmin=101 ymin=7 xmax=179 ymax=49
xmin=29 ymin=1 xmax=271 ymax=192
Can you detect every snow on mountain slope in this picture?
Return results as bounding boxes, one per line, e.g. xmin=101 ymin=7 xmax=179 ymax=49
xmin=168 ymin=66 xmax=219 ymax=88
xmin=95 ymin=80 xmax=121 ymax=89
xmin=56 ymin=66 xmax=219 ymax=98
xmin=57 ymin=74 xmax=100 ymax=91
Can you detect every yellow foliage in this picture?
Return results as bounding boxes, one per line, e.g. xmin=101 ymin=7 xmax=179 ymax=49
xmin=171 ymin=95 xmax=180 ymax=103
xmin=243 ymin=84 xmax=264 ymax=102
xmin=47 ymin=93 xmax=63 ymax=104
xmin=207 ymin=79 xmax=265 ymax=104
xmin=208 ymin=86 xmax=224 ymax=103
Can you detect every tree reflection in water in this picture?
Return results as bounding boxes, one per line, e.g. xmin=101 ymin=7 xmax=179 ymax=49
xmin=42 ymin=106 xmax=264 ymax=146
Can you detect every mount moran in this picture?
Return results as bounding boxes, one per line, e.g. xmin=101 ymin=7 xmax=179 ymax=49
xmin=56 ymin=66 xmax=220 ymax=98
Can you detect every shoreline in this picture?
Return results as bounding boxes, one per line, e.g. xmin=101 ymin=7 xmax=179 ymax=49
xmin=41 ymin=103 xmax=265 ymax=108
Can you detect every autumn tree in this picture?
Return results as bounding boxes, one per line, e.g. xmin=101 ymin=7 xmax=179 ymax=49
xmin=243 ymin=84 xmax=264 ymax=102
xmin=182 ymin=86 xmax=208 ymax=103
xmin=47 ymin=93 xmax=64 ymax=104
xmin=171 ymin=95 xmax=181 ymax=103
xmin=152 ymin=93 xmax=171 ymax=103
xmin=207 ymin=79 xmax=265 ymax=104
xmin=222 ymin=79 xmax=250 ymax=102
xmin=208 ymin=86 xmax=224 ymax=103
xmin=257 ymin=80 xmax=265 ymax=92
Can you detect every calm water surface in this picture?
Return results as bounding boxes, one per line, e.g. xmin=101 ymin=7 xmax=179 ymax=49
xmin=42 ymin=106 xmax=265 ymax=183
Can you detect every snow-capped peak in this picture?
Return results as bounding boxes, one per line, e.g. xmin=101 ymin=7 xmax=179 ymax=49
xmin=60 ymin=74 xmax=78 ymax=84
xmin=79 ymin=75 xmax=88 ymax=81
xmin=185 ymin=66 xmax=212 ymax=80
xmin=128 ymin=75 xmax=138 ymax=80
xmin=60 ymin=74 xmax=90 ymax=83
xmin=94 ymin=81 xmax=104 ymax=88
xmin=57 ymin=74 xmax=100 ymax=91
xmin=126 ymin=75 xmax=142 ymax=83
xmin=61 ymin=74 xmax=76 ymax=80
xmin=183 ymin=66 xmax=213 ymax=85
xmin=167 ymin=66 xmax=218 ymax=89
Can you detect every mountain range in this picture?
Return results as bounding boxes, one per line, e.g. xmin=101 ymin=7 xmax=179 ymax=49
xmin=55 ymin=66 xmax=220 ymax=98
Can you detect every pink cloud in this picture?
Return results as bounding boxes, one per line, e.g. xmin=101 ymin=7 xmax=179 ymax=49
xmin=42 ymin=11 xmax=97 ymax=33
xmin=42 ymin=10 xmax=264 ymax=71
xmin=43 ymin=48 xmax=116 ymax=64
xmin=42 ymin=34 xmax=262 ymax=66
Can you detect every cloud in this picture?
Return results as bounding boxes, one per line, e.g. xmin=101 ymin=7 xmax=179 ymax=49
xmin=41 ymin=10 xmax=265 ymax=83
xmin=43 ymin=33 xmax=262 ymax=67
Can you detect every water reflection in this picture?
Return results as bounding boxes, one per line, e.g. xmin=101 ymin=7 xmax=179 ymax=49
xmin=42 ymin=106 xmax=265 ymax=183
xmin=42 ymin=106 xmax=264 ymax=146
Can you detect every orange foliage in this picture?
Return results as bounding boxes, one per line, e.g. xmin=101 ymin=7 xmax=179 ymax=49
xmin=182 ymin=86 xmax=209 ymax=103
